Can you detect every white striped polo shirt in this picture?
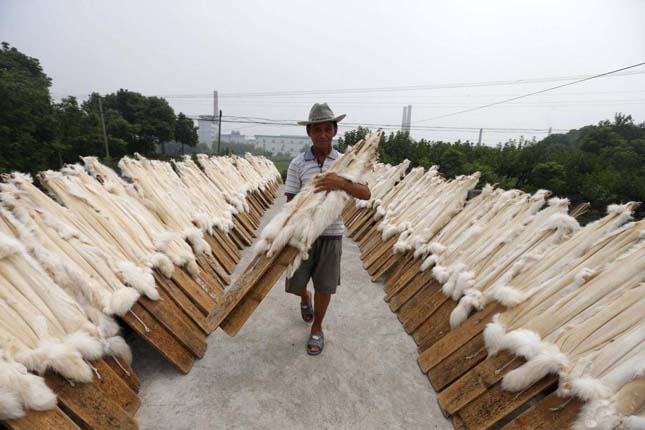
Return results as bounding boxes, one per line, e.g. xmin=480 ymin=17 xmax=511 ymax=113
xmin=284 ymin=147 xmax=345 ymax=237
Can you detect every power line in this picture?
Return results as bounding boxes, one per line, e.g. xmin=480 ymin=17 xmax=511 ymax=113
xmin=50 ymin=69 xmax=645 ymax=101
xmin=416 ymin=62 xmax=645 ymax=123
xmin=215 ymin=70 xmax=645 ymax=98
xmin=188 ymin=115 xmax=566 ymax=134
xmin=174 ymin=99 xmax=645 ymax=107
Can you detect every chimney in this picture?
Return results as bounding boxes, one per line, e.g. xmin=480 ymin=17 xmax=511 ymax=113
xmin=401 ymin=106 xmax=408 ymax=132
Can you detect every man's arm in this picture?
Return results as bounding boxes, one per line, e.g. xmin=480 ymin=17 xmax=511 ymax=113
xmin=284 ymin=159 xmax=301 ymax=203
xmin=313 ymin=172 xmax=371 ymax=201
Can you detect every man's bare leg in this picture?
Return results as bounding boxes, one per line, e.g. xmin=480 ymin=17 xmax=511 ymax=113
xmin=299 ymin=288 xmax=311 ymax=306
xmin=309 ymin=291 xmax=331 ymax=353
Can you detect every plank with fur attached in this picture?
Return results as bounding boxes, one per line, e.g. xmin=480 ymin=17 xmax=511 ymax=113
xmin=207 ymin=246 xmax=300 ymax=334
xmin=105 ymin=355 xmax=141 ymax=393
xmin=498 ymin=391 xmax=582 ymax=430
xmin=45 ymin=372 xmax=139 ymax=430
xmin=5 ymin=407 xmax=82 ymax=430
xmin=220 ymin=246 xmax=299 ymax=335
xmin=452 ymin=374 xmax=558 ymax=430
xmin=122 ymin=304 xmax=194 ymax=374
xmin=92 ymin=359 xmax=141 ymax=416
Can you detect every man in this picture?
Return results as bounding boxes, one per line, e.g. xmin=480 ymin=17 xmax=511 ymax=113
xmin=285 ymin=103 xmax=371 ymax=356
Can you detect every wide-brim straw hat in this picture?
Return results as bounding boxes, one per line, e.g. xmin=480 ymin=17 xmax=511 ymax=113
xmin=297 ymin=102 xmax=346 ymax=125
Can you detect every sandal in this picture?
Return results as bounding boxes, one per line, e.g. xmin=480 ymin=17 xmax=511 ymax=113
xmin=306 ymin=332 xmax=324 ymax=356
xmin=300 ymin=303 xmax=314 ymax=323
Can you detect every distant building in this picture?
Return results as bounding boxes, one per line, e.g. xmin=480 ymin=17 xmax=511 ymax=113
xmin=254 ymin=134 xmax=339 ymax=157
xmin=197 ymin=115 xmax=218 ymax=148
xmin=220 ymin=130 xmax=247 ymax=145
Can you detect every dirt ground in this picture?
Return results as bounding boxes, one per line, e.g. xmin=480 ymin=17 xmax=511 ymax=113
xmin=132 ymin=189 xmax=451 ymax=430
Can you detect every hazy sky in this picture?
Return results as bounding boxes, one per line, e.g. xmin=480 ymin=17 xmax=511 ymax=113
xmin=2 ymin=0 xmax=644 ymax=144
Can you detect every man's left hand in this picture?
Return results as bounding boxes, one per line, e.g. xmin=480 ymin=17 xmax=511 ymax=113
xmin=313 ymin=172 xmax=347 ymax=194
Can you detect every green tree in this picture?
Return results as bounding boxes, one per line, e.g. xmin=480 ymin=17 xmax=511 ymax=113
xmin=100 ymin=90 xmax=176 ymax=154
xmin=0 ymin=42 xmax=57 ymax=173
xmin=175 ymin=113 xmax=197 ymax=155
xmin=336 ymin=126 xmax=370 ymax=152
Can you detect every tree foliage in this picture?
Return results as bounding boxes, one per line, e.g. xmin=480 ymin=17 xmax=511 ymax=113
xmin=175 ymin=112 xmax=198 ymax=154
xmin=0 ymin=42 xmax=57 ymax=172
xmin=341 ymin=115 xmax=645 ymax=221
xmin=0 ymin=43 xmax=190 ymax=174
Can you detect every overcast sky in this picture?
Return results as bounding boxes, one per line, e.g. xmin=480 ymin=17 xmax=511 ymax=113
xmin=2 ymin=0 xmax=644 ymax=144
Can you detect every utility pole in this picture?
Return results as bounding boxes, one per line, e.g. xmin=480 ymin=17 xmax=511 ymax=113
xmin=477 ymin=128 xmax=483 ymax=145
xmin=217 ymin=109 xmax=222 ymax=155
xmin=98 ymin=96 xmax=110 ymax=158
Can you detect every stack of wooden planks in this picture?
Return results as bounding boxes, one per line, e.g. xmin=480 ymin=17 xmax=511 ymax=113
xmin=344 ymin=161 xmax=644 ymax=430
xmin=0 ymin=154 xmax=281 ymax=430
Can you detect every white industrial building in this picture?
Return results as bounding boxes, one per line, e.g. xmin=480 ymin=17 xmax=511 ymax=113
xmin=197 ymin=115 xmax=218 ymax=148
xmin=254 ymin=134 xmax=338 ymax=157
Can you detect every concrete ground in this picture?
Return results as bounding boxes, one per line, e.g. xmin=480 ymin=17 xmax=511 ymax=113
xmin=132 ymin=189 xmax=451 ymax=430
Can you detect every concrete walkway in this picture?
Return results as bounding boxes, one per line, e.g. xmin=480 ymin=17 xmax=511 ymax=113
xmin=132 ymin=189 xmax=451 ymax=430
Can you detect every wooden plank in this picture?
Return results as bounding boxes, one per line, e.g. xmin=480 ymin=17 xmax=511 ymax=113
xmin=194 ymin=256 xmax=225 ymax=296
xmin=498 ymin=391 xmax=582 ymax=430
xmin=213 ymin=227 xmax=241 ymax=262
xmin=358 ymin=225 xmax=379 ymax=253
xmin=231 ymin=220 xmax=253 ymax=246
xmin=45 ymin=372 xmax=138 ymax=430
xmin=228 ymin=227 xmax=246 ymax=250
xmin=361 ymin=233 xmax=386 ymax=261
xmin=452 ymin=375 xmax=558 ymax=430
xmin=207 ymin=246 xmax=298 ymax=332
xmin=204 ymin=233 xmax=237 ymax=274
xmin=363 ymin=236 xmax=397 ymax=270
xmin=197 ymin=253 xmax=229 ymax=290
xmin=370 ymin=251 xmax=400 ymax=281
xmin=171 ymin=267 xmax=218 ymax=316
xmin=359 ymin=224 xmax=380 ymax=252
xmin=411 ymin=298 xmax=456 ymax=346
xmin=347 ymin=209 xmax=373 ymax=238
xmin=437 ymin=351 xmax=521 ymax=416
xmin=105 ymin=355 xmax=140 ymax=393
xmin=252 ymin=189 xmax=269 ymax=209
xmin=418 ymin=303 xmax=503 ymax=372
xmin=396 ymin=281 xmax=446 ymax=333
xmin=343 ymin=205 xmax=363 ymax=229
xmin=383 ymin=254 xmax=416 ymax=295
xmin=366 ymin=247 xmax=393 ymax=277
xmin=212 ymin=226 xmax=242 ymax=261
xmin=237 ymin=210 xmax=258 ymax=231
xmin=139 ymin=285 xmax=208 ymax=358
xmin=234 ymin=211 xmax=258 ymax=237
xmin=245 ymin=196 xmax=262 ymax=224
xmin=93 ymin=359 xmax=141 ymax=416
xmin=243 ymin=200 xmax=260 ymax=226
xmin=427 ymin=333 xmax=488 ymax=392
xmin=353 ymin=216 xmax=376 ymax=243
xmin=5 ymin=407 xmax=81 ymax=430
xmin=153 ymin=272 xmax=212 ymax=334
xmin=220 ymin=246 xmax=298 ymax=335
xmin=388 ymin=270 xmax=433 ymax=310
xmin=122 ymin=304 xmax=194 ymax=374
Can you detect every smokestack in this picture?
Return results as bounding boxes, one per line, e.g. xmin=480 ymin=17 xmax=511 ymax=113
xmin=401 ymin=106 xmax=408 ymax=132
xmin=406 ymin=105 xmax=412 ymax=133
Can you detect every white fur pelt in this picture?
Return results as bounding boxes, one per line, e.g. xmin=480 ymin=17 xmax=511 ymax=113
xmin=482 ymin=252 xmax=645 ymax=430
xmin=253 ymin=131 xmax=381 ymax=275
xmin=0 ymin=357 xmax=57 ymax=419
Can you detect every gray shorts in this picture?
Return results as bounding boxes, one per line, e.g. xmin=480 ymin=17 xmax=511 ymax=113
xmin=285 ymin=236 xmax=342 ymax=295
